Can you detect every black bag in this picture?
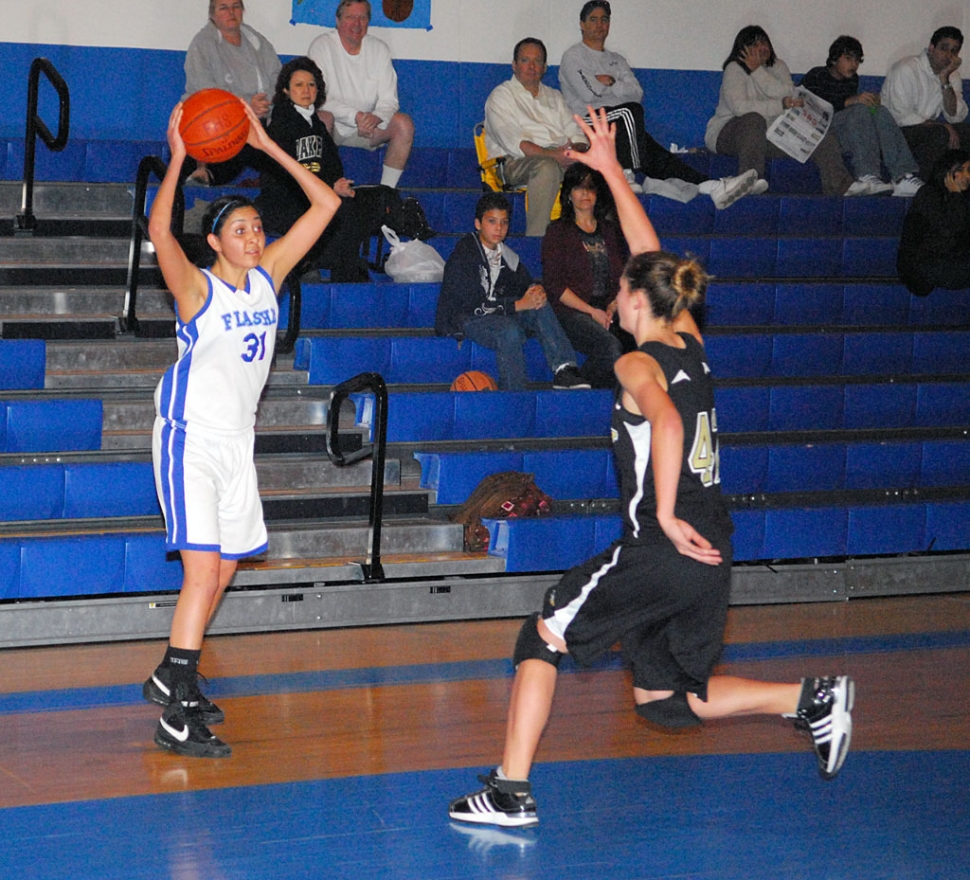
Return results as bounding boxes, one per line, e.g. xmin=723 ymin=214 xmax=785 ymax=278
xmin=353 ymin=185 xmax=435 ymax=271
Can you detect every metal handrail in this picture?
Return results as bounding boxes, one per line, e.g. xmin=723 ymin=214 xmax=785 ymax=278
xmin=278 ymin=270 xmax=302 ymax=354
xmin=122 ymin=155 xmax=183 ymax=335
xmin=326 ymin=372 xmax=388 ymax=581
xmin=17 ymin=58 xmax=70 ymax=234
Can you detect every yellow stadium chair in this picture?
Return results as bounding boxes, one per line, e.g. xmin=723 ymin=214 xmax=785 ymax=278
xmin=474 ymin=122 xmax=561 ymax=220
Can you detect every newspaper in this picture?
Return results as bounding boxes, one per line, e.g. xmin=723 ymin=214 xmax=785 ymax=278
xmin=766 ymin=87 xmax=833 ymax=164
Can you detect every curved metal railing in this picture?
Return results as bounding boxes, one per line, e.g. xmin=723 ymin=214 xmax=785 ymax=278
xmin=326 ymin=372 xmax=388 ymax=581
xmin=17 ymin=57 xmax=70 ymax=234
xmin=122 ymin=155 xmax=183 ymax=334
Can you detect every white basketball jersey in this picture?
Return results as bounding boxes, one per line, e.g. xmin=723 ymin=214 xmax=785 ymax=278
xmin=155 ymin=267 xmax=278 ymax=433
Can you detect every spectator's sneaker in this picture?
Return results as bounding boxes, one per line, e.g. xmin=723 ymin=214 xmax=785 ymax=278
xmin=623 ymin=168 xmax=643 ymax=194
xmin=707 ymin=169 xmax=758 ymax=209
xmin=844 ymin=178 xmax=872 ymax=196
xmin=751 ymin=178 xmax=770 ymax=195
xmin=154 ymin=684 xmax=232 ymax=759
xmin=794 ymin=675 xmax=854 ymax=780
xmin=893 ymin=174 xmax=924 ymax=197
xmin=553 ymin=365 xmax=591 ymax=390
xmin=143 ymin=665 xmax=225 ymax=725
xmin=859 ymin=174 xmax=894 ymax=195
xmin=449 ymin=770 xmax=539 ymax=827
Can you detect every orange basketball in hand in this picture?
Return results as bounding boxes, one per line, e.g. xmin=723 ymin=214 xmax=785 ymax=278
xmin=179 ymin=89 xmax=250 ymax=163
xmin=451 ymin=371 xmax=498 ymax=392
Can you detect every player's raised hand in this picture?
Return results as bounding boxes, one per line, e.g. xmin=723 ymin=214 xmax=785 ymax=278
xmin=567 ymin=107 xmax=621 ymax=178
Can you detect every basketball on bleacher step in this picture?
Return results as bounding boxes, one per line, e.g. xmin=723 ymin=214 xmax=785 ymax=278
xmin=179 ymin=89 xmax=250 ymax=163
xmin=451 ymin=370 xmax=498 ymax=392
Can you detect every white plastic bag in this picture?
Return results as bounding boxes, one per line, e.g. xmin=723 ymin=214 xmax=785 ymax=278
xmin=381 ymin=225 xmax=445 ymax=283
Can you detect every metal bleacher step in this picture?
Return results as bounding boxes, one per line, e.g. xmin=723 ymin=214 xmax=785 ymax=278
xmin=45 ymin=339 xmax=308 ymax=389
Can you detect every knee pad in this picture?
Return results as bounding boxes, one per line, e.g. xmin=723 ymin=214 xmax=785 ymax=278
xmin=635 ymin=692 xmax=702 ymax=729
xmin=513 ymin=612 xmax=563 ymax=669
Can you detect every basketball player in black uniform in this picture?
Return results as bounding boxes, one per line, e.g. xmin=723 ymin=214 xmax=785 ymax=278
xmin=449 ymin=109 xmax=855 ymax=829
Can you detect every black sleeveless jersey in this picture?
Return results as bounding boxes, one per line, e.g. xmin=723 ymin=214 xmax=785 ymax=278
xmin=610 ymin=332 xmax=732 ymax=542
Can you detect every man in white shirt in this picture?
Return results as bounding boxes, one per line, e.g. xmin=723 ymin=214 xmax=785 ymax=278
xmin=882 ymin=26 xmax=970 ymax=181
xmin=308 ymin=0 xmax=414 ymax=188
xmin=484 ymin=38 xmax=588 ymax=236
xmin=559 ymin=0 xmax=755 ymax=208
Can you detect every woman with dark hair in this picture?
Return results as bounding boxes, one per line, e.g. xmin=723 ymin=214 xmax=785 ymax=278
xmin=449 ymin=109 xmax=854 ymax=829
xmin=541 ymin=162 xmax=631 ymax=387
xmin=143 ymin=101 xmax=339 ymax=758
xmin=897 ymin=148 xmax=970 ymax=295
xmin=705 ymin=26 xmax=858 ymax=196
xmin=257 ymin=55 xmax=371 ymax=281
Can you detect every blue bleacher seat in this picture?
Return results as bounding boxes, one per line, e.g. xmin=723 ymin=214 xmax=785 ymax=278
xmin=842 ymin=332 xmax=913 ymax=375
xmin=843 ymin=284 xmax=911 ymax=326
xmin=774 ymin=283 xmax=843 ymax=325
xmin=776 ymin=237 xmax=843 ymax=277
xmin=407 ymin=283 xmax=440 ymax=329
xmin=841 ymin=236 xmax=899 ymax=277
xmin=708 ymin=237 xmax=775 ymax=277
xmin=62 ymin=462 xmax=158 ymax=519
xmin=414 ymin=450 xmax=524 ymax=504
xmin=124 ymin=533 xmax=184 ymax=592
xmin=533 ymin=390 xmax=612 ymax=437
xmin=719 ymin=445 xmax=769 ymax=494
xmin=843 ymin=383 xmax=917 ymax=429
xmin=0 ymin=541 xmax=21 ymax=600
xmin=390 ymin=337 xmax=469 ymax=384
xmin=714 ymin=386 xmax=770 ymax=433
xmin=712 ymin=194 xmax=779 ymax=236
xmin=778 ymin=196 xmax=842 ymax=236
xmin=916 ymin=383 xmax=970 ymax=427
xmin=763 ymin=507 xmax=848 ymax=559
xmin=18 ymin=534 xmax=127 ymax=598
xmin=452 ymin=391 xmax=536 ymax=440
xmin=912 ymin=331 xmax=970 ymax=375
xmin=0 ymin=465 xmax=64 ymax=521
xmin=706 ymin=282 xmax=776 ymax=325
xmin=845 ymin=441 xmax=921 ymax=490
xmin=0 ymin=340 xmax=45 ymax=390
xmin=769 ymin=385 xmax=844 ymax=431
xmin=767 ymin=443 xmax=846 ymax=492
xmin=329 ymin=283 xmax=410 ymax=330
xmin=842 ymin=197 xmax=907 ymax=236
xmin=920 ymin=440 xmax=970 ymax=488
xmin=772 ymin=333 xmax=844 ymax=377
xmin=924 ymin=501 xmax=970 ymax=551
xmin=847 ymin=503 xmax=926 ymax=556
xmin=705 ymin=335 xmax=773 ymax=378
xmin=2 ymin=399 xmax=102 ymax=453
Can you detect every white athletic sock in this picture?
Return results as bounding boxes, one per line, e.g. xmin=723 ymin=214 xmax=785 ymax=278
xmin=381 ymin=165 xmax=403 ymax=188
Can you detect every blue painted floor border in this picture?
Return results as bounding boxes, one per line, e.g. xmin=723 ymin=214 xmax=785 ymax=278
xmin=3 ymin=629 xmax=966 ymax=717
xmin=1 ymin=751 xmax=965 ymax=879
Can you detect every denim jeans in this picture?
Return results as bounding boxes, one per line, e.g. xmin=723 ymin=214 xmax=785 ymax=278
xmin=555 ymin=308 xmax=622 ymax=388
xmin=462 ymin=304 xmax=577 ymax=390
xmin=832 ymin=104 xmax=919 ymax=181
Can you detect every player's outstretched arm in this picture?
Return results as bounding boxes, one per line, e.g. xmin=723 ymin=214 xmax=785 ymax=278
xmin=148 ymin=104 xmax=208 ymax=322
xmin=567 ymin=108 xmax=660 ymax=257
xmin=245 ymin=103 xmax=341 ymax=290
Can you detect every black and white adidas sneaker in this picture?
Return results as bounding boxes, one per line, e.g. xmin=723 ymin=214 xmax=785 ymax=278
xmin=795 ymin=675 xmax=855 ymax=780
xmin=154 ymin=684 xmax=232 ymax=759
xmin=449 ymin=769 xmax=539 ymax=827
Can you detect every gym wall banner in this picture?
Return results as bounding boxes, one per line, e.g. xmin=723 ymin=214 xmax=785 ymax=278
xmin=291 ymin=0 xmax=432 ymax=29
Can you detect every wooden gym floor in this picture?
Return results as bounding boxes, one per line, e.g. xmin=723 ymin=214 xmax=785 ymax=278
xmin=0 ymin=593 xmax=967 ymax=879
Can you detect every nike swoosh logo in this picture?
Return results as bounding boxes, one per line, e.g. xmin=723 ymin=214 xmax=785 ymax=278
xmin=160 ymin=717 xmax=190 ymax=742
xmin=671 ymin=369 xmax=691 ymax=384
